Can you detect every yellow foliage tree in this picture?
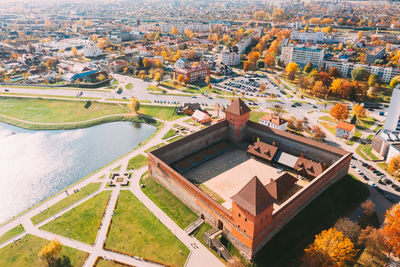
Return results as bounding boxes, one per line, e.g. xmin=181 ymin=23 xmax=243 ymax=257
xmin=389 ymin=155 xmax=400 ymax=178
xmin=127 ymin=97 xmax=140 ymax=113
xmin=177 ymin=74 xmax=184 ymax=83
xmin=171 ymin=26 xmax=179 ymax=35
xmin=352 ymin=104 xmax=368 ymax=119
xmin=330 ymin=103 xmax=349 ymax=121
xmin=38 ymin=239 xmax=62 ymax=266
xmin=304 ymin=228 xmax=357 ymax=266
xmin=382 ymin=203 xmax=400 ymax=256
xmin=71 ymin=47 xmax=78 ymax=57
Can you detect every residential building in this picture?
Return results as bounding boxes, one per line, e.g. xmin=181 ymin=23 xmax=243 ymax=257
xmin=259 ymin=114 xmax=288 ymax=131
xmin=335 ymin=122 xmax=355 ymax=139
xmin=219 ymin=46 xmax=240 ymax=66
xmin=290 ymin=31 xmax=325 ymax=43
xmin=174 ymin=63 xmax=210 ymax=83
xmin=175 ymin=58 xmax=188 ymax=69
xmin=281 ymin=44 xmax=325 ymax=68
xmin=192 ymin=110 xmax=211 ymax=124
xmin=366 ymin=46 xmax=385 ymax=65
xmin=83 ymin=41 xmax=102 ymax=58
xmin=322 ymin=60 xmax=400 ymax=83
xmin=383 ymin=84 xmax=400 ymax=132
xmin=386 ymin=143 xmax=400 ymax=164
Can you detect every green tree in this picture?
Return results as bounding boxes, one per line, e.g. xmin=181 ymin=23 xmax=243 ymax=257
xmin=351 ymin=67 xmax=367 ymax=81
xmin=128 ymin=97 xmax=140 ymax=113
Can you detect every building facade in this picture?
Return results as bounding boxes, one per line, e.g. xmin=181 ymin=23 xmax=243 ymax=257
xmin=281 ymin=45 xmax=325 ymax=68
xmin=335 ymin=122 xmax=355 ymax=139
xmin=174 ymin=63 xmax=210 ymax=83
xmin=219 ymin=47 xmax=240 ymax=66
xmin=83 ymin=41 xmax=102 ymax=58
xmin=259 ymin=114 xmax=288 ymax=131
xmin=290 ymin=31 xmax=326 ymax=43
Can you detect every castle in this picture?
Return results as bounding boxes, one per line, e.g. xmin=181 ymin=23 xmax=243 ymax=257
xmin=148 ymin=99 xmax=351 ymax=260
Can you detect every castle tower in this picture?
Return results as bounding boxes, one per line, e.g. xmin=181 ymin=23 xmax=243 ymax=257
xmin=225 ymin=98 xmax=251 ymax=142
xmin=231 ymin=176 xmax=274 ymax=256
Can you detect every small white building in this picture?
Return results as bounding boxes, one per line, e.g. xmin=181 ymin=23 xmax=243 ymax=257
xmin=259 ymin=114 xmax=288 ymax=131
xmin=84 ymin=41 xmax=102 ymax=58
xmin=219 ymin=47 xmax=240 ymax=66
xmin=335 ymin=122 xmax=355 ymax=139
xmin=175 ymin=58 xmax=187 ymax=69
xmin=386 ymin=143 xmax=400 ymax=163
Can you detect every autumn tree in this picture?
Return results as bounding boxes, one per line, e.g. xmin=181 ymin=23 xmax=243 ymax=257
xmin=92 ymin=34 xmax=98 ymax=42
xmin=304 ymin=62 xmax=313 ymax=74
xmin=361 ymin=199 xmax=375 ymax=217
xmin=205 ymin=75 xmax=210 ymax=84
xmin=264 ymin=53 xmax=276 ymax=69
xmin=286 ymin=62 xmax=298 ymax=81
xmin=304 ymin=228 xmax=357 ymax=266
xmin=351 ymin=67 xmax=368 ymax=81
xmin=71 ymin=47 xmax=78 ymax=57
xmin=311 ymin=125 xmax=326 ymax=141
xmin=329 ymin=67 xmax=340 ymax=78
xmin=177 ymin=74 xmax=184 ymax=84
xmin=390 ymin=76 xmax=400 ymax=88
xmin=184 ymin=76 xmax=190 ymax=85
xmin=97 ymin=74 xmax=106 ymax=81
xmin=334 ymin=217 xmax=361 ymax=244
xmin=259 ymin=82 xmax=266 ymax=93
xmin=171 ymin=26 xmax=179 ymax=35
xmin=368 ymin=74 xmax=378 ymax=87
xmin=352 ymin=104 xmax=368 ymax=120
xmin=330 ymin=103 xmax=349 ymax=121
xmin=128 ymin=97 xmax=140 ymax=113
xmin=358 ymin=226 xmax=385 ymax=262
xmin=382 ymin=203 xmax=400 ymax=257
xmin=38 ymin=239 xmax=62 ymax=266
xmin=248 ymin=51 xmax=261 ymax=64
xmin=357 ymin=31 xmax=363 ymax=40
xmin=389 ymin=155 xmax=400 ymax=178
xmin=312 ymin=81 xmax=328 ymax=97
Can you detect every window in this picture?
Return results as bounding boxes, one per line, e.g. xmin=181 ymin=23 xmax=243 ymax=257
xmin=238 ymin=213 xmax=241 ymax=217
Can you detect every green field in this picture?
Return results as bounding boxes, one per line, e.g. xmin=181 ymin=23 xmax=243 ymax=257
xmin=0 ymin=234 xmax=88 ymax=267
xmin=0 ymin=224 xmax=25 ymax=244
xmin=105 ymin=190 xmax=189 ymax=266
xmin=249 ymin=111 xmax=266 ymax=123
xmin=252 ymin=175 xmax=369 ymax=266
xmin=40 ymin=191 xmax=111 ymax=244
xmin=127 ymin=154 xmax=147 ymax=170
xmin=0 ymin=97 xmax=127 ymax=123
xmin=162 ymin=129 xmax=177 ymax=140
xmin=319 ymin=121 xmax=336 ymax=135
xmin=167 ymin=135 xmax=183 ymax=143
xmin=140 ymin=174 xmax=197 ymax=229
xmin=31 ymin=183 xmax=101 ymax=225
xmin=138 ymin=105 xmax=183 ymax=121
xmin=357 ymin=117 xmax=378 ymax=130
xmin=125 ymin=83 xmax=133 ymax=90
xmin=318 ymin=115 xmax=336 ymax=123
xmin=95 ymin=258 xmax=127 ymax=267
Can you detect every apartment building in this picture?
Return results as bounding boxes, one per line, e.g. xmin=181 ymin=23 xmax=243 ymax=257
xmin=281 ymin=44 xmax=325 ymax=67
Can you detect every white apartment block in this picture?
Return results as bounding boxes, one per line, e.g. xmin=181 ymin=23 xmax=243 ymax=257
xmin=219 ymin=48 xmax=240 ymax=66
xmin=83 ymin=41 xmax=102 ymax=57
xmin=281 ymin=45 xmax=325 ymax=67
xmin=290 ymin=31 xmax=325 ymax=43
xmin=160 ymin=23 xmax=209 ymax=34
xmin=323 ymin=60 xmax=400 ymax=83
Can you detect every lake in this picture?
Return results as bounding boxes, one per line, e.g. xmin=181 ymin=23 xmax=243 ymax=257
xmin=0 ymin=121 xmax=156 ymax=224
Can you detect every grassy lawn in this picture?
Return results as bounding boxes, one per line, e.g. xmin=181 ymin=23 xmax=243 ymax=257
xmin=319 ymin=121 xmax=336 ymax=135
xmin=198 ymin=184 xmax=225 ymax=204
xmin=112 ymin=165 xmax=121 ymax=171
xmin=0 ymin=97 xmax=127 ymax=123
xmin=356 ymin=144 xmax=369 ymax=161
xmin=95 ymin=258 xmax=127 ymax=267
xmin=40 ymin=191 xmax=111 ymax=245
xmin=161 ymin=129 xmax=177 ymax=140
xmin=249 ymin=111 xmax=266 ymax=123
xmin=167 ymin=135 xmax=183 ymax=143
xmin=140 ymin=174 xmax=197 ymax=229
xmin=0 ymin=224 xmax=25 ymax=244
xmin=146 ymin=85 xmax=164 ymax=92
xmin=357 ymin=117 xmax=378 ymax=130
xmin=127 ymin=154 xmax=147 ymax=170
xmin=0 ymin=234 xmax=88 ymax=267
xmin=374 ymin=124 xmax=383 ymax=133
xmin=347 ymin=130 xmax=362 ymax=145
xmin=253 ymin=175 xmax=369 ymax=267
xmin=31 ymin=183 xmax=101 ymax=225
xmin=138 ymin=105 xmax=183 ymax=121
xmin=362 ymin=144 xmax=380 ymax=160
xmin=144 ymin=143 xmax=166 ymax=153
xmin=318 ymin=115 xmax=336 ymax=123
xmin=125 ymin=83 xmax=133 ymax=90
xmin=105 ymin=190 xmax=189 ymax=266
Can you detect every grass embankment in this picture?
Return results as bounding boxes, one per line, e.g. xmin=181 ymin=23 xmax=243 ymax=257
xmin=167 ymin=135 xmax=183 ymax=143
xmin=319 ymin=121 xmax=336 ymax=135
xmin=127 ymin=154 xmax=147 ymax=170
xmin=0 ymin=97 xmax=181 ymax=129
xmin=31 ymin=183 xmax=101 ymax=225
xmin=105 ymin=190 xmax=189 ymax=267
xmin=0 ymin=234 xmax=88 ymax=267
xmin=125 ymin=83 xmax=133 ymax=90
xmin=95 ymin=258 xmax=127 ymax=267
xmin=0 ymin=224 xmax=25 ymax=244
xmin=252 ymin=175 xmax=369 ymax=266
xmin=40 ymin=191 xmax=112 ymax=245
xmin=162 ymin=129 xmax=177 ymax=140
xmin=145 ymin=143 xmax=166 ymax=153
xmin=356 ymin=117 xmax=378 ymax=131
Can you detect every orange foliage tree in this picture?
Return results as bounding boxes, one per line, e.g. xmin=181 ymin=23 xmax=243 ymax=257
xmin=382 ymin=203 xmax=400 ymax=257
xmin=330 ymin=103 xmax=349 ymax=121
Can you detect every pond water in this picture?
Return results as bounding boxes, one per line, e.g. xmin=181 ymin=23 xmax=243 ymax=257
xmin=0 ymin=121 xmax=156 ymax=223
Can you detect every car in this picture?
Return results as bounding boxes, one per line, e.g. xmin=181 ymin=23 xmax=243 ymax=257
xmin=122 ymin=97 xmax=127 ymax=99
xmin=378 ymin=179 xmax=385 ymax=185
xmin=355 ymin=168 xmax=362 ymax=174
xmin=376 ymin=187 xmax=384 ymax=194
xmin=291 ymin=104 xmax=297 ymax=108
xmin=369 ymin=182 xmax=377 ymax=188
xmin=383 ymin=178 xmax=393 ymax=185
xmin=4 ymin=89 xmax=9 ymax=92
xmin=350 ymin=163 xmax=355 ymax=168
xmin=312 ymin=105 xmax=318 ymax=109
xmin=277 ymin=168 xmax=283 ymax=174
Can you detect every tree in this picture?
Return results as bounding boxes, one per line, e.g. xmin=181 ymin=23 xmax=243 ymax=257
xmin=389 ymin=155 xmax=400 ymax=178
xmin=312 ymin=81 xmax=328 ymax=97
xmin=177 ymin=74 xmax=184 ymax=84
xmin=311 ymin=125 xmax=326 ymax=141
xmin=329 ymin=67 xmax=340 ymax=78
xmin=184 ymin=77 xmax=190 ymax=85
xmin=128 ymin=97 xmax=140 ymax=113
xmin=171 ymin=26 xmax=179 ymax=35
xmin=361 ymin=199 xmax=375 ymax=217
xmin=259 ymin=82 xmax=266 ymax=92
xmin=38 ymin=239 xmax=62 ymax=266
xmin=390 ymin=76 xmax=400 ymax=88
xmin=338 ymin=43 xmax=344 ymax=51
xmin=97 ymin=74 xmax=106 ymax=81
xmin=205 ymin=75 xmax=210 ymax=84
xmin=71 ymin=47 xmax=78 ymax=57
xmin=357 ymin=31 xmax=363 ymax=40
xmin=143 ymin=58 xmax=150 ymax=68
xmin=154 ymin=72 xmax=162 ymax=83
xmin=352 ymin=104 xmax=368 ymax=120
xmin=208 ymin=83 xmax=212 ymax=89
xmin=304 ymin=228 xmax=357 ymax=266
xmin=304 ymin=62 xmax=313 ymax=74
xmin=358 ymin=226 xmax=385 ymax=262
xmin=264 ymin=53 xmax=276 ymax=69
xmin=248 ymin=51 xmax=261 ymax=63
xmin=334 ymin=217 xmax=361 ymax=244
xmin=382 ymin=203 xmax=400 ymax=257
xmin=286 ymin=62 xmax=299 ymax=77
xmin=330 ymin=103 xmax=349 ymax=121
xmin=85 ymin=20 xmax=92 ymax=27
xmin=368 ymin=74 xmax=378 ymax=87
xmin=92 ymin=34 xmax=98 ymax=42
xmin=351 ymin=67 xmax=368 ymax=81
xmin=243 ymin=61 xmax=254 ymax=72
xmin=317 ymin=71 xmax=332 ymax=87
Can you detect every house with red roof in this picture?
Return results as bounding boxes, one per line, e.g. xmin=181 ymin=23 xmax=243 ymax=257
xmin=336 ymin=121 xmax=355 ymax=139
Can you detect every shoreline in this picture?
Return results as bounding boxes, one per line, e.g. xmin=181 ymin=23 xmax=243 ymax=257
xmin=0 ymin=117 xmax=165 ymax=227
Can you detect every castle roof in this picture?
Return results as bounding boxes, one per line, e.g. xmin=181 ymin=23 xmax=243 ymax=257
xmin=247 ymin=140 xmax=278 ymax=161
xmin=231 ymin=176 xmax=274 ymax=216
xmin=265 ymin=172 xmax=297 ymax=201
xmin=225 ymin=98 xmax=251 ymax=116
xmin=294 ymin=156 xmax=324 ymax=178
